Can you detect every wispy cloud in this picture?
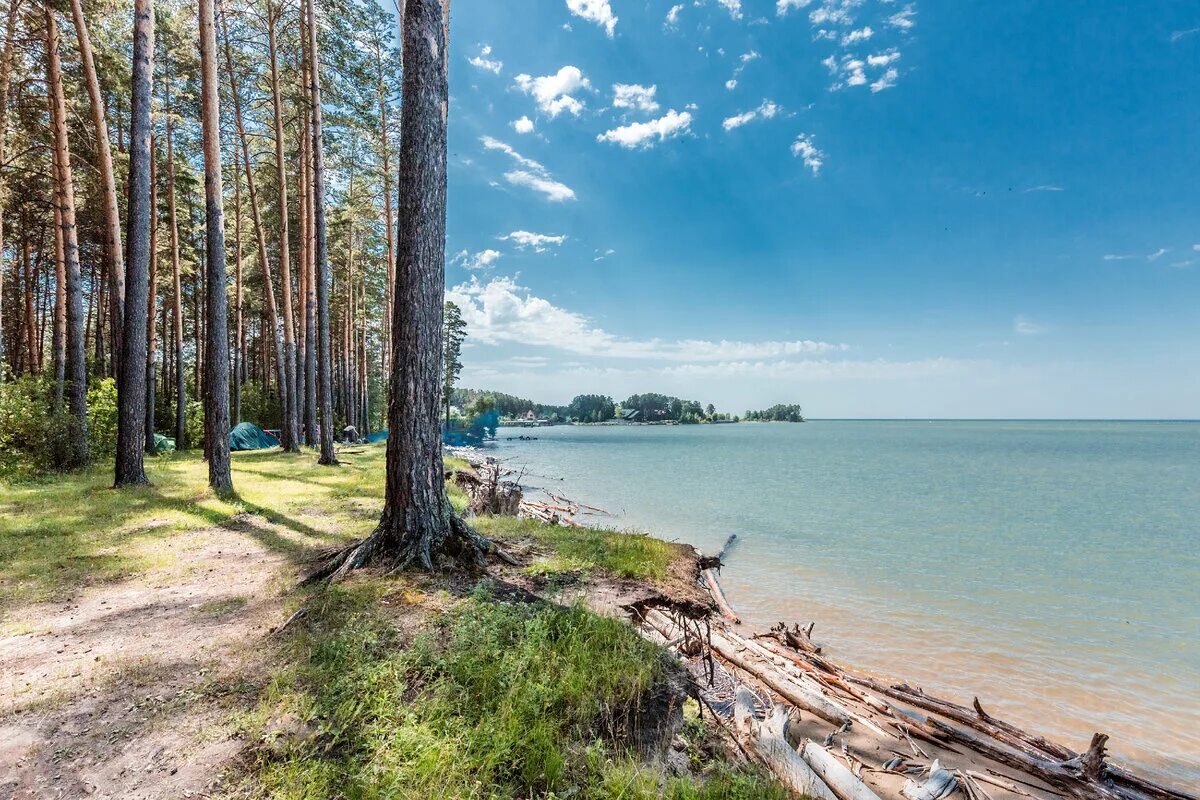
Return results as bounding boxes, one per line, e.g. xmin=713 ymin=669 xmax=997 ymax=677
xmin=597 ymin=110 xmax=693 ymax=149
xmin=468 ymin=45 xmax=502 ymax=74
xmin=791 ymin=133 xmax=825 ymax=175
xmin=665 ymin=3 xmax=685 ymax=26
xmin=515 ymin=66 xmax=591 ymax=117
xmin=1014 ymin=315 xmax=1045 ymax=336
xmin=1102 ymin=247 xmax=1172 ymax=263
xmin=717 ymin=0 xmax=743 ymax=21
xmin=446 ymin=276 xmax=848 ymax=361
xmin=888 ymin=3 xmax=917 ymax=31
xmin=1170 ymin=27 xmax=1200 ymax=43
xmin=1147 ymin=248 xmax=1168 ymax=262
xmin=566 ymin=0 xmax=617 ymax=37
xmin=500 ymin=231 xmax=566 ymax=252
xmin=722 ymin=100 xmax=781 ymax=131
xmin=481 ymin=136 xmax=576 ymax=202
xmin=1023 ymin=184 xmax=1064 ymax=193
xmin=776 ymin=0 xmax=813 ymax=17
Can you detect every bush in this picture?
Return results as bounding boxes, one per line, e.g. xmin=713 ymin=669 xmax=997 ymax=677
xmin=87 ymin=378 xmax=118 ymax=461
xmin=0 ymin=375 xmax=118 ymax=480
xmin=184 ymin=400 xmax=205 ymax=451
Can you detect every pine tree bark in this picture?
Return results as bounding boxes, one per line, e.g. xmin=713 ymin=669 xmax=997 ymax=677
xmin=44 ymin=3 xmax=89 ymax=467
xmin=295 ymin=104 xmax=308 ymax=441
xmin=145 ymin=134 xmax=159 ymax=453
xmin=232 ymin=144 xmax=243 ymax=424
xmin=305 ymin=0 xmax=510 ymax=582
xmin=198 ymin=0 xmax=232 ymax=494
xmin=376 ymin=39 xmax=395 ymax=383
xmin=302 ymin=106 xmax=317 ymax=445
xmin=304 ymin=0 xmax=335 ymax=465
xmin=115 ymin=0 xmax=154 ymax=487
xmin=69 ymin=0 xmax=125 ymax=369
xmin=0 ymin=0 xmax=18 ymax=382
xmin=267 ymin=2 xmax=298 ymax=451
xmin=51 ymin=187 xmax=65 ymax=406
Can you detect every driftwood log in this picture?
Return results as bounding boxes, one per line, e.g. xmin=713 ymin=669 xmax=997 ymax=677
xmin=801 ymin=741 xmax=885 ymax=800
xmin=733 ymin=689 xmax=838 ymax=800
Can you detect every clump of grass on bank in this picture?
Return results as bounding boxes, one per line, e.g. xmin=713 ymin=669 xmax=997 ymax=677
xmin=473 ymin=516 xmax=679 ymax=581
xmin=241 ymin=580 xmax=785 ymax=800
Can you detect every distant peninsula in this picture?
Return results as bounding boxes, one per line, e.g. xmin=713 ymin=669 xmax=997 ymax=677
xmin=450 ymin=389 xmax=804 ymax=426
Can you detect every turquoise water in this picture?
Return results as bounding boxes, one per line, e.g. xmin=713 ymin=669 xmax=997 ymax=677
xmin=489 ymin=421 xmax=1200 ymax=787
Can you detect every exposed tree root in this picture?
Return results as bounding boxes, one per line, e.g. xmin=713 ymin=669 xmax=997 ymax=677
xmin=300 ymin=512 xmax=516 ymax=586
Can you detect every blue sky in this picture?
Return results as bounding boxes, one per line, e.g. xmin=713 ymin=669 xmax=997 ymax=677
xmin=439 ymin=0 xmax=1200 ymax=418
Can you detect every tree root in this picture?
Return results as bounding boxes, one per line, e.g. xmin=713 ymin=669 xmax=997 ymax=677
xmin=300 ymin=512 xmax=517 ymax=586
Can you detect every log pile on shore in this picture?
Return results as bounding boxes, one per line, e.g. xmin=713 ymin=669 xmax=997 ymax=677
xmin=638 ymin=554 xmax=1195 ymax=800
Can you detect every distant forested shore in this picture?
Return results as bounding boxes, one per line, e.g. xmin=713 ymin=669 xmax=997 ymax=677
xmin=449 ymin=388 xmax=804 ymax=425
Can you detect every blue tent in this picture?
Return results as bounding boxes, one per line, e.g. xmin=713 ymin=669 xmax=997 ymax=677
xmin=229 ymin=422 xmax=279 ymax=451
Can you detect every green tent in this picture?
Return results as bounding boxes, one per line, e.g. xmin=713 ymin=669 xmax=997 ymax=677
xmin=229 ymin=422 xmax=280 ymax=451
xmin=153 ymin=433 xmax=175 ymax=453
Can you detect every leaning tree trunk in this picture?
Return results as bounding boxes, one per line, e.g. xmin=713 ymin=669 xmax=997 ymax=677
xmin=69 ymin=0 xmax=125 ymax=370
xmin=115 ymin=0 xmax=154 ymax=487
xmin=198 ymin=0 xmax=231 ymax=494
xmin=305 ymin=0 xmax=508 ymax=582
xmin=44 ymin=4 xmax=89 ymax=467
xmin=304 ymin=0 xmax=335 ymax=466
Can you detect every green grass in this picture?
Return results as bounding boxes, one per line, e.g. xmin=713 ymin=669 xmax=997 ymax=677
xmin=240 ymin=581 xmax=787 ymax=800
xmin=0 ymin=446 xmax=393 ymax=617
xmin=473 ymin=517 xmax=680 ymax=581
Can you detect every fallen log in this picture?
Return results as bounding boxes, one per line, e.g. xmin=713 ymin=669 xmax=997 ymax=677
xmin=801 ymin=741 xmax=885 ymax=800
xmin=755 ymin=706 xmax=839 ymax=800
xmin=703 ymin=567 xmax=741 ymax=623
xmin=902 ymin=759 xmax=958 ymax=800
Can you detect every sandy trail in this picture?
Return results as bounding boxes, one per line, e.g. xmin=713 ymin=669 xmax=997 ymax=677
xmin=0 ymin=514 xmax=304 ymax=799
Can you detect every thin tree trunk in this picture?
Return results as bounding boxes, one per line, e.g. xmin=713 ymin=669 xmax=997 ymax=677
xmin=232 ymin=142 xmax=243 ymax=424
xmin=51 ymin=189 xmax=65 ymax=405
xmin=166 ymin=70 xmax=185 ymax=449
xmin=69 ymin=0 xmax=125 ymax=370
xmin=199 ymin=0 xmax=231 ymax=494
xmin=267 ymin=3 xmax=298 ymax=451
xmin=303 ymin=107 xmax=316 ymax=445
xmin=221 ymin=9 xmax=287 ymax=441
xmin=145 ymin=133 xmax=159 ymax=453
xmin=115 ymin=0 xmax=154 ymax=486
xmin=377 ymin=40 xmax=394 ymax=384
xmin=0 ymin=0 xmax=19 ymax=383
xmin=295 ymin=103 xmax=308 ymax=442
xmin=45 ymin=3 xmax=89 ymax=466
xmin=306 ymin=0 xmax=509 ymax=582
xmin=305 ymin=0 xmax=335 ymax=465
xmin=23 ymin=222 xmax=39 ymax=374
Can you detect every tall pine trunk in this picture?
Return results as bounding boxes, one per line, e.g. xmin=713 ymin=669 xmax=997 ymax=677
xmin=0 ymin=0 xmax=18 ymax=382
xmin=198 ymin=0 xmax=231 ymax=494
xmin=145 ymin=135 xmax=159 ymax=453
xmin=305 ymin=0 xmax=508 ymax=582
xmin=115 ymin=0 xmax=154 ymax=487
xmin=166 ymin=70 xmax=186 ymax=449
xmin=45 ymin=6 xmax=89 ymax=466
xmin=232 ymin=147 xmax=243 ymax=424
xmin=305 ymin=0 xmax=335 ymax=465
xmin=268 ymin=3 xmax=298 ymax=451
xmin=69 ymin=0 xmax=125 ymax=370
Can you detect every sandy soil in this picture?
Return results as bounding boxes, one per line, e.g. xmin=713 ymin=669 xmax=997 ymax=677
xmin=0 ymin=514 xmax=306 ymax=799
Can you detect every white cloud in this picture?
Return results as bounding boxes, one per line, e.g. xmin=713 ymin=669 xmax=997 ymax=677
xmin=446 ymin=275 xmax=847 ymax=360
xmin=566 ymin=0 xmax=617 ymax=37
xmin=1014 ymin=315 xmax=1045 ymax=336
xmin=666 ymin=3 xmax=685 ymax=26
xmin=481 ymin=135 xmax=545 ymax=172
xmin=888 ymin=3 xmax=917 ymax=31
xmin=725 ymin=79 xmax=738 ymax=90
xmin=505 ymin=170 xmax=577 ymax=202
xmin=776 ymin=0 xmax=813 ymax=16
xmin=593 ymin=248 xmax=616 ymax=262
xmin=468 ymin=45 xmax=502 ymax=74
xmin=1194 ymin=244 xmax=1200 ymax=252
xmin=740 ymin=50 xmax=761 ymax=63
xmin=515 ymin=66 xmax=591 ymax=118
xmin=511 ymin=116 xmax=535 ymax=134
xmin=612 ymin=83 xmax=660 ymax=113
xmin=501 ymin=231 xmax=566 ymax=252
xmin=867 ymin=49 xmax=900 ymax=67
xmin=717 ymin=0 xmax=743 ymax=20
xmin=1147 ymin=248 xmax=1168 ymax=262
xmin=809 ymin=0 xmax=866 ymax=26
xmin=791 ymin=133 xmax=824 ymax=175
xmin=453 ymin=249 xmax=502 ymax=271
xmin=870 ymin=67 xmax=898 ymax=92
xmin=597 ymin=109 xmax=693 ymax=149
xmin=481 ymin=136 xmax=576 ymax=202
xmin=841 ymin=26 xmax=873 ymax=45
xmin=1103 ymin=253 xmax=1135 ymax=261
xmin=1022 ymin=185 xmax=1064 ymax=193
xmin=1104 ymin=247 xmax=1174 ymax=263
xmin=1171 ymin=27 xmax=1200 ymax=43
xmin=722 ymin=99 xmax=780 ymax=131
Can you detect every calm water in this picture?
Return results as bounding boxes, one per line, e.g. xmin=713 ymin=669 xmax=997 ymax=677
xmin=488 ymin=421 xmax=1200 ymax=787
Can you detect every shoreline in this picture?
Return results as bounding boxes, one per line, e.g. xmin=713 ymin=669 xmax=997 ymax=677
xmin=454 ymin=445 xmax=1196 ymax=800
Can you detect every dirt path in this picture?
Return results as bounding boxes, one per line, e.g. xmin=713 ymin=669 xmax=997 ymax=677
xmin=0 ymin=514 xmax=309 ymax=799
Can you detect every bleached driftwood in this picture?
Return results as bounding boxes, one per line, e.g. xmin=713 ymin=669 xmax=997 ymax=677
xmin=801 ymin=741 xmax=885 ymax=800
xmin=703 ymin=566 xmax=741 ymax=623
xmin=902 ymin=759 xmax=958 ymax=800
xmin=755 ymin=707 xmax=839 ymax=800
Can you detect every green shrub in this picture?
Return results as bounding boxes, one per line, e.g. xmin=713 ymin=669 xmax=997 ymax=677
xmin=86 ymin=378 xmax=118 ymax=461
xmin=183 ymin=400 xmax=204 ymax=450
